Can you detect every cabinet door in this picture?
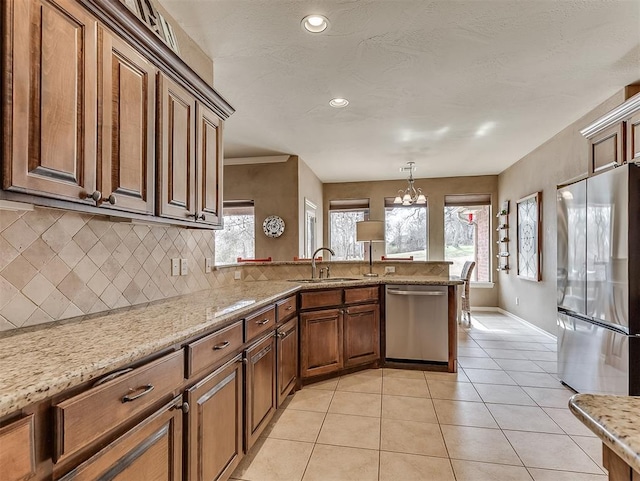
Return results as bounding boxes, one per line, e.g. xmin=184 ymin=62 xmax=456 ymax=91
xmin=196 ymin=104 xmax=223 ymax=226
xmin=628 ymin=112 xmax=640 ymax=164
xmin=343 ymin=303 xmax=380 ymax=368
xmin=245 ymin=333 xmax=276 ymax=450
xmin=157 ymin=73 xmax=197 ymax=221
xmin=300 ymin=309 xmax=343 ymax=379
xmin=589 ymin=123 xmax=625 ymax=175
xmin=277 ymin=317 xmax=298 ymax=407
xmin=59 ymin=398 xmax=182 ymax=481
xmin=186 ymin=356 xmax=243 ymax=481
xmin=99 ymin=29 xmax=156 ymax=214
xmin=5 ymin=0 xmax=98 ymax=202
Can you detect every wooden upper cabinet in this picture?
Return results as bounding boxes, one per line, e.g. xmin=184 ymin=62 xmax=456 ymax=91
xmin=157 ymin=73 xmax=197 ymax=221
xmin=197 ymin=104 xmax=223 ymax=226
xmin=4 ymin=0 xmax=98 ymax=202
xmin=589 ymin=123 xmax=625 ymax=174
xmin=628 ymin=111 xmax=640 ymax=164
xmin=98 ymin=28 xmax=156 ymax=214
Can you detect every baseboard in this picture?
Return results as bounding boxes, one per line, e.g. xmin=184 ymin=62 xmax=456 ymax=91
xmin=496 ymin=308 xmax=557 ymax=341
xmin=471 ymin=306 xmax=500 ymax=312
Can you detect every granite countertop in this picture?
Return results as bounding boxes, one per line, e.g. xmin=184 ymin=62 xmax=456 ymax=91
xmin=0 ymin=276 xmax=462 ymax=417
xmin=569 ymin=393 xmax=640 ymax=474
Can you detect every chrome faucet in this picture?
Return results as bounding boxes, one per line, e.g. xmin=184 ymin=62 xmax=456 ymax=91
xmin=311 ymin=247 xmax=335 ymax=279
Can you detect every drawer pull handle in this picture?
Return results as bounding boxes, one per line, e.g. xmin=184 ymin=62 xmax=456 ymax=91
xmin=286 ymin=306 xmax=293 ymax=311
xmin=256 ymin=319 xmax=270 ymax=325
xmin=122 ymin=384 xmax=154 ymax=403
xmin=213 ymin=341 xmax=230 ymax=350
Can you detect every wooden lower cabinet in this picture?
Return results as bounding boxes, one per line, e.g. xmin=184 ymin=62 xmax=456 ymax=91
xmin=343 ymin=303 xmax=380 ymax=368
xmin=244 ymin=333 xmax=276 ymax=450
xmin=186 ymin=355 xmax=243 ymax=481
xmin=0 ymin=415 xmax=35 ymax=481
xmin=276 ymin=317 xmax=298 ymax=406
xmin=300 ymin=309 xmax=343 ymax=378
xmin=59 ymin=397 xmax=183 ymax=481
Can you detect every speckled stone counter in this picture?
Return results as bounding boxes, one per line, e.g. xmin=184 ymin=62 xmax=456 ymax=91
xmin=569 ymin=393 xmax=640 ymax=475
xmin=0 ymin=276 xmax=462 ymax=418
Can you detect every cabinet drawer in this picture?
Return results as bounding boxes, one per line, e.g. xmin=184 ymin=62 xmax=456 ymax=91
xmin=245 ymin=305 xmax=276 ymax=341
xmin=54 ymin=350 xmax=184 ymax=462
xmin=300 ymin=289 xmax=342 ymax=309
xmin=276 ymin=295 xmax=297 ymax=323
xmin=0 ymin=415 xmax=35 ymax=481
xmin=344 ymin=286 xmax=379 ymax=304
xmin=187 ymin=320 xmax=243 ymax=377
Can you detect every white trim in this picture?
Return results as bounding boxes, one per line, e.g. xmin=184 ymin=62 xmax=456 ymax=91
xmin=470 ymin=282 xmax=495 ymax=289
xmin=496 ymin=308 xmax=556 ymax=341
xmin=471 ymin=306 xmax=499 ymax=312
xmin=225 ymin=155 xmax=290 ymax=165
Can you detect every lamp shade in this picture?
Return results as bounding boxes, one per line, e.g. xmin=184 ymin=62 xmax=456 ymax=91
xmin=356 ymin=220 xmax=385 ymax=242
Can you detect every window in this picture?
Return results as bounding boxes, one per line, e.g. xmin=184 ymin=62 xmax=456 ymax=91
xmin=304 ymin=199 xmax=317 ymax=258
xmin=444 ymin=194 xmax=491 ymax=282
xmin=329 ymin=199 xmax=369 ymax=260
xmin=384 ymin=199 xmax=427 ymax=260
xmin=215 ymin=201 xmax=255 ymax=264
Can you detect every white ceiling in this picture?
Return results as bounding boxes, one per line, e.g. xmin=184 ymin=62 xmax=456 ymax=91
xmin=160 ymin=0 xmax=640 ymax=183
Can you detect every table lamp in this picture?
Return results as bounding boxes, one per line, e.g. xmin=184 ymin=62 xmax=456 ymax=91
xmin=356 ymin=220 xmax=385 ymax=277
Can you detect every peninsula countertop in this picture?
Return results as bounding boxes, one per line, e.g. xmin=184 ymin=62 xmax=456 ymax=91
xmin=569 ymin=393 xmax=640 ymax=475
xmin=0 ymin=276 xmax=462 ymax=418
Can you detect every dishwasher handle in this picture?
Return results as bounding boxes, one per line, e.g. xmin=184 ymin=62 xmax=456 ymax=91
xmin=387 ymin=289 xmax=446 ymax=296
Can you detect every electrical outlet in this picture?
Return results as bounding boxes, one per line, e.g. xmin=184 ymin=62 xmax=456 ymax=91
xmin=205 ymin=258 xmax=212 ymax=273
xmin=180 ymin=258 xmax=188 ymax=276
xmin=171 ymin=258 xmax=180 ymax=277
xmin=384 ymin=266 xmax=395 ymax=274
xmin=515 ymin=297 xmax=520 ymax=305
xmin=234 ymin=270 xmax=241 ymax=280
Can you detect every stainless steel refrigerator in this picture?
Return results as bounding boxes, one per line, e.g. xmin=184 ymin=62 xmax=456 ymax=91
xmin=557 ymin=163 xmax=640 ymax=395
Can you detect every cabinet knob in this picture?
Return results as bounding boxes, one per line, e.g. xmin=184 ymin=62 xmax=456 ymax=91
xmin=101 ymin=194 xmax=117 ymax=205
xmin=189 ymin=212 xmax=206 ymax=221
xmin=172 ymin=400 xmax=190 ymax=413
xmin=83 ymin=190 xmax=102 ymax=203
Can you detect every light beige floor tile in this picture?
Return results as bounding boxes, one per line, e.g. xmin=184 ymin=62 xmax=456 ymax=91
xmin=528 ymin=468 xmax=607 ymax=481
xmin=464 ymin=368 xmax=517 ymax=385
xmin=266 ymin=409 xmax=325 ymax=443
xmin=231 ymin=438 xmax=313 ymax=481
xmin=382 ymin=368 xmax=427 ymax=379
xmin=381 ymin=394 xmax=438 ymax=423
xmin=571 ymin=435 xmax=604 ymax=469
xmin=457 ymin=356 xmax=502 ymax=370
xmin=328 ymin=391 xmax=381 ymax=417
xmin=380 ymin=418 xmax=448 ymax=457
xmin=543 ymin=407 xmax=596 ymax=437
xmin=306 ymin=378 xmax=339 ymax=391
xmin=441 ymin=425 xmax=522 ymax=465
xmin=302 ymin=444 xmax=379 ymax=481
xmin=287 ymin=389 xmax=334 ymax=412
xmin=451 ymin=459 xmax=533 ymax=481
xmin=507 ymin=371 xmax=564 ymax=388
xmin=473 ymin=383 xmax=537 ymax=405
xmin=523 ymin=351 xmax=557 ymax=362
xmin=534 ymin=360 xmax=558 ymax=374
xmin=424 ymin=369 xmax=471 ymax=383
xmin=316 ymin=413 xmax=380 ymax=450
xmin=495 ymin=359 xmax=546 ymax=372
xmin=382 ymin=376 xmax=430 ymax=397
xmin=336 ymin=372 xmax=382 ymax=393
xmin=427 ymin=380 xmax=482 ymax=402
xmin=486 ymin=404 xmax=563 ymax=433
xmin=522 ymin=386 xmax=574 ymax=408
xmin=503 ymin=430 xmax=604 ymax=474
xmin=351 ymin=368 xmax=382 ymax=377
xmin=433 ymin=399 xmax=499 ymax=428
xmin=457 ymin=347 xmax=490 ymax=358
xmin=379 ymin=451 xmax=455 ymax=481
xmin=483 ymin=348 xmax=530 ymax=359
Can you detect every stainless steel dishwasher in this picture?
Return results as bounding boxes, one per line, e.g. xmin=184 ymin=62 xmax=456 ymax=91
xmin=385 ymin=285 xmax=449 ymax=363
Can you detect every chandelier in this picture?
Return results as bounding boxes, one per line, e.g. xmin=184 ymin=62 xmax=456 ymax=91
xmin=393 ymin=162 xmax=426 ymax=205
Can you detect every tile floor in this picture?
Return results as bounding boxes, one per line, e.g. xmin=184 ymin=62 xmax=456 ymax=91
xmin=230 ymin=312 xmax=606 ymax=481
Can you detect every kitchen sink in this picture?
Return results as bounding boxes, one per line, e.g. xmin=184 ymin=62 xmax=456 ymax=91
xmin=287 ymin=277 xmax=360 ymax=283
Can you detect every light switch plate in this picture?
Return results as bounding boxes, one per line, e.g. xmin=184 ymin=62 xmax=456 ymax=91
xmin=205 ymin=258 xmax=212 ymax=273
xmin=385 ymin=266 xmax=396 ymax=274
xmin=171 ymin=258 xmax=180 ymax=277
xmin=234 ymin=271 xmax=241 ymax=280
xmin=180 ymin=258 xmax=188 ymax=276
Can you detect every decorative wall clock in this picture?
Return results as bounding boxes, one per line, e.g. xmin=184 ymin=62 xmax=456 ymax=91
xmin=517 ymin=192 xmax=541 ymax=281
xmin=263 ymin=215 xmax=285 ymax=238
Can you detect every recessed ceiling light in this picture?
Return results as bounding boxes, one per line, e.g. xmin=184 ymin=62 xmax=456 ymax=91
xmin=329 ymin=98 xmax=349 ymax=108
xmin=302 ymin=14 xmax=329 ymax=33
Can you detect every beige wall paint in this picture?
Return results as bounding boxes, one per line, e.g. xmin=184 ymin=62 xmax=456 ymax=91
xmin=497 ymin=89 xmax=626 ymax=334
xmin=223 ymin=156 xmax=299 ymax=261
xmin=297 ymin=158 xmax=324 ymax=257
xmin=323 ymin=175 xmax=499 ymax=307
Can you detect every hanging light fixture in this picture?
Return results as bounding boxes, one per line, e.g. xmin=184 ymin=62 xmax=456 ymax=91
xmin=393 ymin=162 xmax=427 ymax=205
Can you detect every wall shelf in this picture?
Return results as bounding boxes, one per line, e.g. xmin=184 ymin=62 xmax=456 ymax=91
xmin=497 ymin=205 xmax=510 ymax=272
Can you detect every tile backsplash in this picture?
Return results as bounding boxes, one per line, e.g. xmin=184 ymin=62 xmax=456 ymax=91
xmin=0 ymin=206 xmax=220 ymax=331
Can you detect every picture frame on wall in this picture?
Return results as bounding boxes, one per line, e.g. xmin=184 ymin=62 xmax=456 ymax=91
xmin=159 ymin=12 xmax=180 ymax=54
xmin=516 ymin=192 xmax=542 ymax=281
